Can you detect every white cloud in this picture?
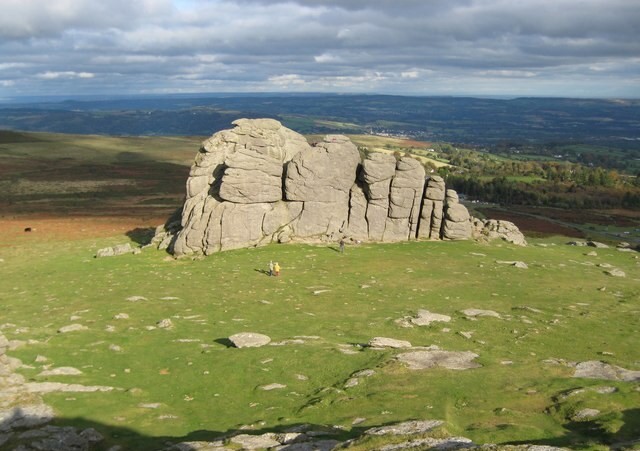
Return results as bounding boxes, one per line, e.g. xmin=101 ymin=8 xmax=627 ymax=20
xmin=314 ymin=53 xmax=343 ymax=63
xmin=401 ymin=71 xmax=419 ymax=79
xmin=268 ymin=74 xmax=306 ymax=86
xmin=37 ymin=71 xmax=95 ymax=79
xmin=0 ymin=0 xmax=639 ymax=97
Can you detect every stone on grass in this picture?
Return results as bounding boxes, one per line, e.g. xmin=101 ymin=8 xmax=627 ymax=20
xmin=593 ymin=386 xmax=617 ymax=394
xmin=24 ymin=382 xmax=115 ymax=393
xmin=364 ymin=419 xmax=444 ymax=436
xmin=0 ymin=405 xmax=55 ymax=432
xmin=587 ymin=241 xmax=609 ymax=248
xmin=369 ymin=337 xmax=412 ymax=348
xmin=96 ymin=243 xmax=136 ymax=257
xmin=231 ymin=433 xmax=281 ymax=449
xmin=57 ymin=324 xmax=88 ymax=333
xmin=461 ymin=309 xmax=501 ymax=319
xmin=38 ymin=367 xmax=82 ymax=377
xmin=496 ymin=260 xmax=528 ymax=269
xmin=573 ymin=361 xmax=640 ymax=382
xmin=168 ymin=440 xmax=227 ymax=450
xmin=605 ymin=268 xmax=626 ymax=277
xmin=397 ymin=350 xmax=481 ymax=370
xmin=127 ymin=296 xmax=147 ymax=302
xmin=229 ymin=332 xmax=271 ymax=348
xmin=410 ymin=310 xmax=452 ymax=326
xmin=138 ymin=403 xmax=163 ymax=409
xmin=377 ymin=436 xmax=474 ymax=450
xmin=344 ymin=378 xmax=359 ymax=388
xmin=259 ymin=383 xmax=286 ymax=391
xmin=572 ymin=408 xmax=600 ymax=421
xmin=156 ymin=319 xmax=174 ymax=329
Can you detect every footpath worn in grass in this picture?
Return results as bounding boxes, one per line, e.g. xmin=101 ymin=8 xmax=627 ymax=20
xmin=1 ymin=232 xmax=639 ymax=450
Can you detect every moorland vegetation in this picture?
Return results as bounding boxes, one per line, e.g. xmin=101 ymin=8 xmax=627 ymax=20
xmin=0 ymin=125 xmax=639 ymax=449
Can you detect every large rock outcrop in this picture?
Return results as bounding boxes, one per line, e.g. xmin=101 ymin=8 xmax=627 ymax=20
xmin=160 ymin=119 xmax=522 ymax=256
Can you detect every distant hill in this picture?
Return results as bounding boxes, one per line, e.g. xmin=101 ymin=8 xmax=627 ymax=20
xmin=1 ymin=94 xmax=639 ymax=149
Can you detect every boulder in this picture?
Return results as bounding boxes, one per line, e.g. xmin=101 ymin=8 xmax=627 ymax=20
xmin=424 ymin=176 xmax=446 ymax=201
xmin=387 ymin=157 xmax=425 ymax=240
xmin=472 ymin=218 xmax=527 ymax=246
xmin=285 ymin=135 xmax=360 ymax=202
xmin=229 ymin=332 xmax=271 ymax=348
xmin=96 ymin=243 xmax=136 ymax=258
xmin=218 ymin=147 xmax=283 ymax=203
xmin=442 ymin=200 xmax=472 ymax=241
xmin=172 ymin=119 xmax=310 ymax=256
xmin=156 ymin=119 xmax=526 ymax=255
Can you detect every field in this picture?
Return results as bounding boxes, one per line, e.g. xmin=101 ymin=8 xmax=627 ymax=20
xmin=1 ymin=132 xmax=639 ymax=450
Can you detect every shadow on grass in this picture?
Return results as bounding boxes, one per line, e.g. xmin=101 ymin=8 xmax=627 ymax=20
xmin=4 ymin=407 xmax=639 ymax=449
xmin=0 ymin=410 xmax=368 ymax=451
xmin=503 ymin=407 xmax=640 ymax=450
xmin=126 ymin=227 xmax=156 ymax=245
xmin=213 ymin=337 xmax=235 ymax=348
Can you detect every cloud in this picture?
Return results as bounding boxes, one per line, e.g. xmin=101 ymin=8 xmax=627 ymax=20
xmin=37 ymin=71 xmax=95 ymax=80
xmin=0 ymin=0 xmax=638 ymax=97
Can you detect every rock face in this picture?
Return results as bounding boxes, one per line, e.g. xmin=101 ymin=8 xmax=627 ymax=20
xmin=159 ymin=119 xmax=523 ymax=255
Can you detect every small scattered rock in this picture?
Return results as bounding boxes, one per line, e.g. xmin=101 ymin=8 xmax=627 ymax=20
xmin=57 ymin=324 xmax=88 ymax=334
xmin=344 ymin=378 xmax=359 ymax=388
xmin=593 ymin=386 xmax=617 ymax=394
xmin=410 ymin=309 xmax=452 ymax=326
xmin=96 ymin=243 xmax=137 ymax=257
xmin=229 ymin=332 xmax=271 ymax=348
xmin=397 ymin=350 xmax=481 ymax=370
xmin=138 ymin=403 xmax=162 ymax=409
xmin=259 ymin=383 xmax=286 ymax=391
xmin=156 ymin=319 xmax=174 ymax=329
xmin=587 ymin=241 xmax=609 ymax=248
xmin=574 ymin=360 xmax=640 ymax=381
xmin=605 ymin=268 xmax=626 ymax=277
xmin=365 ymin=419 xmax=444 ymax=436
xmin=369 ymin=337 xmax=412 ymax=349
xmin=38 ymin=367 xmax=83 ymax=377
xmin=230 ymin=433 xmax=281 ymax=449
xmin=354 ymin=369 xmax=375 ymax=378
xmin=114 ymin=313 xmax=129 ymax=320
xmin=496 ymin=260 xmax=528 ymax=269
xmin=126 ymin=296 xmax=147 ymax=302
xmin=572 ymin=408 xmax=600 ymax=421
xmin=461 ymin=309 xmax=501 ymax=319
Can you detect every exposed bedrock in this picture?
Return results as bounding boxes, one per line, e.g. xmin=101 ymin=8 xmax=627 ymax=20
xmin=162 ymin=119 xmax=523 ymax=255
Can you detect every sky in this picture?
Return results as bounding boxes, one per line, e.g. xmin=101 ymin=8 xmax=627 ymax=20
xmin=0 ymin=0 xmax=639 ymax=99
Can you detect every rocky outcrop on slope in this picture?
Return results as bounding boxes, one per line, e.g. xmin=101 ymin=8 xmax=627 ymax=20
xmin=472 ymin=218 xmax=528 ymax=246
xmin=158 ymin=119 xmax=524 ymax=256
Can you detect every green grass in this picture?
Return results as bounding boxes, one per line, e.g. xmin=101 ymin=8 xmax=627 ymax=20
xmin=1 ymin=232 xmax=639 ymax=450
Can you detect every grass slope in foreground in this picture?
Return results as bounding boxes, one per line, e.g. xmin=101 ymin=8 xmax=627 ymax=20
xmin=1 ymin=230 xmax=639 ymax=450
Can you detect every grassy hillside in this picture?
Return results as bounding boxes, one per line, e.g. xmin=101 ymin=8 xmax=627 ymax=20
xmin=0 ymin=131 xmax=200 ymax=218
xmin=0 ymin=130 xmax=638 ymax=449
xmin=1 ymin=227 xmax=638 ymax=449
